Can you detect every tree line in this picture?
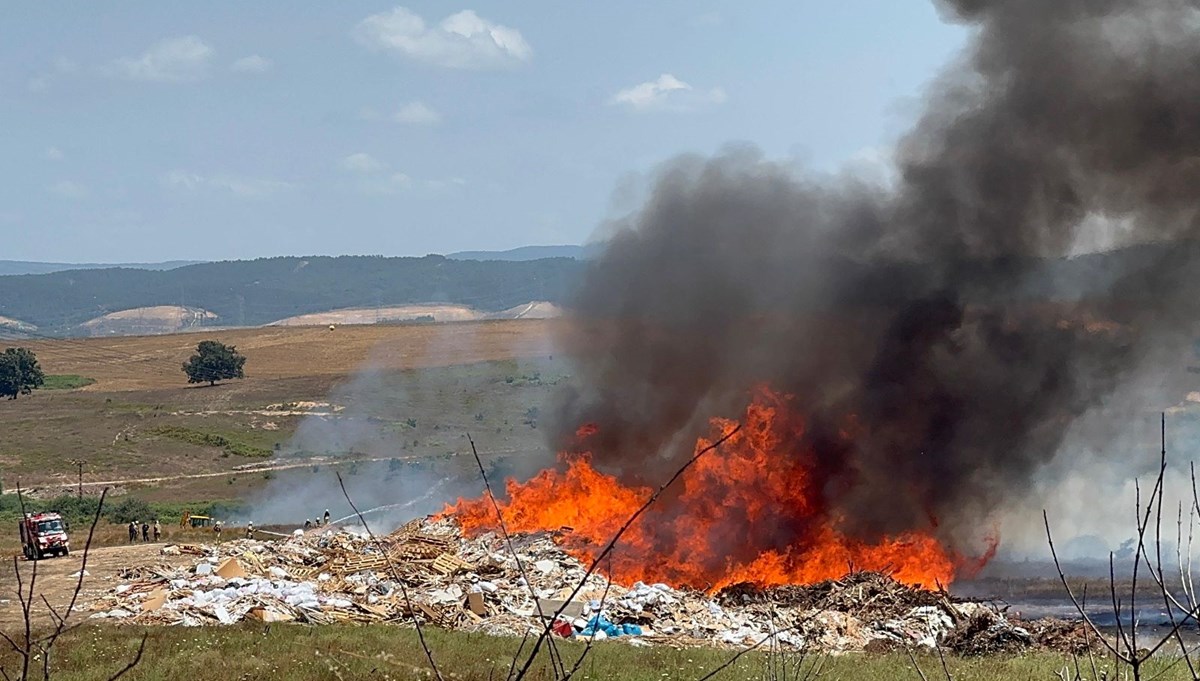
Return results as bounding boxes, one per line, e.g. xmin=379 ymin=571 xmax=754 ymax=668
xmin=0 ymin=254 xmax=582 ymax=333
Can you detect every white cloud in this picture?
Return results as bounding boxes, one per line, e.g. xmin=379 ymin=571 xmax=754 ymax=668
xmin=28 ymin=57 xmax=80 ymax=92
xmin=210 ymin=176 xmax=292 ymax=198
xmin=424 ymin=177 xmax=467 ymax=192
xmin=340 ymin=152 xmax=387 ymax=173
xmin=162 ymin=170 xmax=291 ymax=198
xmin=44 ymin=147 xmax=64 ymax=161
xmin=47 ymin=180 xmax=89 ymax=200
xmin=362 ymin=172 xmax=413 ymax=195
xmin=104 ymin=36 xmax=214 ymax=82
xmin=393 ymin=101 xmax=441 ymax=125
xmin=336 ymin=153 xmax=412 ymax=194
xmin=609 ymin=74 xmax=727 ymax=112
xmin=231 ymin=54 xmax=273 ymax=74
xmin=355 ymin=7 xmax=532 ymax=70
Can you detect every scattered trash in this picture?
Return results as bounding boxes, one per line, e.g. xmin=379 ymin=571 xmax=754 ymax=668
xmin=86 ymin=517 xmax=1099 ymax=653
xmin=214 ymin=558 xmax=247 ymax=580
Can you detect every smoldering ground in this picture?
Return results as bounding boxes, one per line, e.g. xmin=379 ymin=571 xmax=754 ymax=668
xmin=549 ymin=0 xmax=1200 ymax=557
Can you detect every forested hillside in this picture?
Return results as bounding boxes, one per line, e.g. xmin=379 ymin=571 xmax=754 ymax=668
xmin=0 ymin=255 xmax=583 ymax=334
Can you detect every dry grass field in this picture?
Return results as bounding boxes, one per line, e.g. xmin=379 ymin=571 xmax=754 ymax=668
xmin=20 ymin=319 xmax=560 ymax=391
xmin=0 ymin=321 xmax=563 ymax=492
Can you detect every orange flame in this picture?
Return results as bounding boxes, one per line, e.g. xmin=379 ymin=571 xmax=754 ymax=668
xmin=449 ymin=387 xmax=989 ymax=591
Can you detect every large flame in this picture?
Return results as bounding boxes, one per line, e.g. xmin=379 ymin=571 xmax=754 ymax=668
xmin=449 ymin=387 xmax=989 ymax=591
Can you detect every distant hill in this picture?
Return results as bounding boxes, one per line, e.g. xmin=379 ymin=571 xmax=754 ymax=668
xmin=3 ymin=241 xmax=1194 ymax=338
xmin=80 ymin=306 xmax=219 ymax=336
xmin=0 ymin=255 xmax=582 ymax=335
xmin=0 ymin=260 xmax=202 ymax=276
xmin=270 ymin=300 xmax=563 ymax=326
xmin=447 ymin=245 xmax=599 ymax=261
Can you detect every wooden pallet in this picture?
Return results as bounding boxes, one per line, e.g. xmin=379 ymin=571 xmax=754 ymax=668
xmin=430 ymin=553 xmax=473 ymax=575
xmin=332 ymin=555 xmax=390 ymax=575
xmin=391 ymin=537 xmax=451 ymax=561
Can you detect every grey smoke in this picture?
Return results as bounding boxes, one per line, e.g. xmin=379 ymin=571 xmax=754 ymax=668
xmin=247 ymin=325 xmax=558 ymax=531
xmin=549 ymin=0 xmax=1200 ymax=557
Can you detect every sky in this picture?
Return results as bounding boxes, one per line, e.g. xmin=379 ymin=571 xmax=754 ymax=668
xmin=2 ymin=2 xmax=967 ymax=262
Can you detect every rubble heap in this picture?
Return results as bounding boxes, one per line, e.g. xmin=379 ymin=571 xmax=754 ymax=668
xmin=88 ymin=517 xmax=1100 ymax=654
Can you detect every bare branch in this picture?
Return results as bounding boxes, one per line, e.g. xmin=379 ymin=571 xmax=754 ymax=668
xmin=465 ymin=434 xmax=565 ymax=679
xmin=504 ymin=632 xmax=530 ymax=681
xmin=512 ymin=424 xmax=741 ymax=681
xmin=336 ymin=472 xmax=445 ymax=681
xmin=695 ymin=607 xmax=827 ymax=681
xmin=42 ymin=489 xmax=108 ymax=655
xmin=905 ymin=648 xmax=932 ymax=681
xmin=561 ymin=553 xmax=616 ymax=681
xmin=104 ymin=634 xmax=147 ymax=681
xmin=1044 ymin=510 xmax=1124 ymax=660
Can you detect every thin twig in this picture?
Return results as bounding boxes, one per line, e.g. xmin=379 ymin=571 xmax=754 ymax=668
xmin=505 ymin=632 xmax=530 ymax=681
xmin=336 ymin=472 xmax=445 ymax=681
xmin=465 ymin=434 xmax=565 ymax=679
xmin=104 ymin=634 xmax=147 ymax=681
xmin=1044 ymin=510 xmax=1124 ymax=660
xmin=695 ymin=607 xmax=827 ymax=681
xmin=40 ymin=488 xmax=109 ymax=678
xmin=933 ymin=639 xmax=954 ymax=681
xmin=1137 ymin=422 xmax=1199 ymax=677
xmin=512 ymin=424 xmax=741 ymax=681
xmin=561 ymin=553 xmax=615 ymax=681
xmin=905 ymin=648 xmax=931 ymax=681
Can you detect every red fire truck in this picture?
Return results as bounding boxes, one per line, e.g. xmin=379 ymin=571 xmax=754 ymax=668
xmin=18 ymin=512 xmax=70 ymax=560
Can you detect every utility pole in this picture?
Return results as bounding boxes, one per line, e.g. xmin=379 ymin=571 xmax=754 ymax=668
xmin=69 ymin=459 xmax=86 ymax=500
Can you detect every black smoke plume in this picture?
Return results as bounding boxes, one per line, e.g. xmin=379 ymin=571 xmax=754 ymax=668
xmin=550 ymin=0 xmax=1200 ymax=552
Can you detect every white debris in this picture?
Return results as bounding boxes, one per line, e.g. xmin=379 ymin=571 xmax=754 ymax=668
xmin=84 ymin=518 xmax=1070 ymax=655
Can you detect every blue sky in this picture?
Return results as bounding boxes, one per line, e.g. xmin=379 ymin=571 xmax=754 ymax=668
xmin=2 ymin=2 xmax=966 ymax=262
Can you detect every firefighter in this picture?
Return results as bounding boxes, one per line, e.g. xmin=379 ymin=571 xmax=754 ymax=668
xmin=127 ymin=521 xmax=137 ymax=543
xmin=323 ymin=509 xmax=331 ymax=526
xmin=153 ymin=520 xmax=161 ymax=542
xmin=214 ymin=520 xmax=222 ymax=542
xmin=304 ymin=518 xmax=312 ymax=530
xmin=141 ymin=521 xmax=149 ymax=542
xmin=246 ymin=521 xmax=255 ymax=540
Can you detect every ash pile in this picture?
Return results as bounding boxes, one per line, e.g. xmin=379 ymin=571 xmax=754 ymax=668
xmin=89 ymin=517 xmax=1100 ymax=654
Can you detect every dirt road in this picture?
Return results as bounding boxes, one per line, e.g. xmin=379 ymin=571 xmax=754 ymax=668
xmin=29 ymin=447 xmax=526 ymax=495
xmin=0 ymin=544 xmax=193 ymax=632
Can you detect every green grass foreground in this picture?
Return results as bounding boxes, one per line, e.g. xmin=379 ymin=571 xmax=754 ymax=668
xmin=40 ymin=374 xmax=96 ymax=390
xmin=3 ymin=624 xmax=1193 ymax=681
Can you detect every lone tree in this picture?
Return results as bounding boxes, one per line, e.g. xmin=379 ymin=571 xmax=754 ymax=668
xmin=182 ymin=340 xmax=246 ymax=386
xmin=0 ymin=347 xmax=44 ymax=399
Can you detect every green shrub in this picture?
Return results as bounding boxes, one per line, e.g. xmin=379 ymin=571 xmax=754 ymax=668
xmin=104 ymin=496 xmax=153 ymax=524
xmin=225 ymin=441 xmax=271 ymax=458
xmin=150 ymin=425 xmax=229 ymax=448
xmin=41 ymin=374 xmax=97 ymax=390
xmin=150 ymin=425 xmax=270 ymax=457
xmin=0 ymin=493 xmax=102 ymax=528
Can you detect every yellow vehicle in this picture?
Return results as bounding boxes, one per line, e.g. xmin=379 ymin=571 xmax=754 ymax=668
xmin=180 ymin=512 xmax=213 ymax=529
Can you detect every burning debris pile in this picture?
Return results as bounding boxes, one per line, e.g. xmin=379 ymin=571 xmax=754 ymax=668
xmin=89 ymin=520 xmax=1098 ymax=654
xmin=452 ymin=389 xmax=983 ymax=592
xmin=526 ymin=0 xmax=1200 ymax=578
